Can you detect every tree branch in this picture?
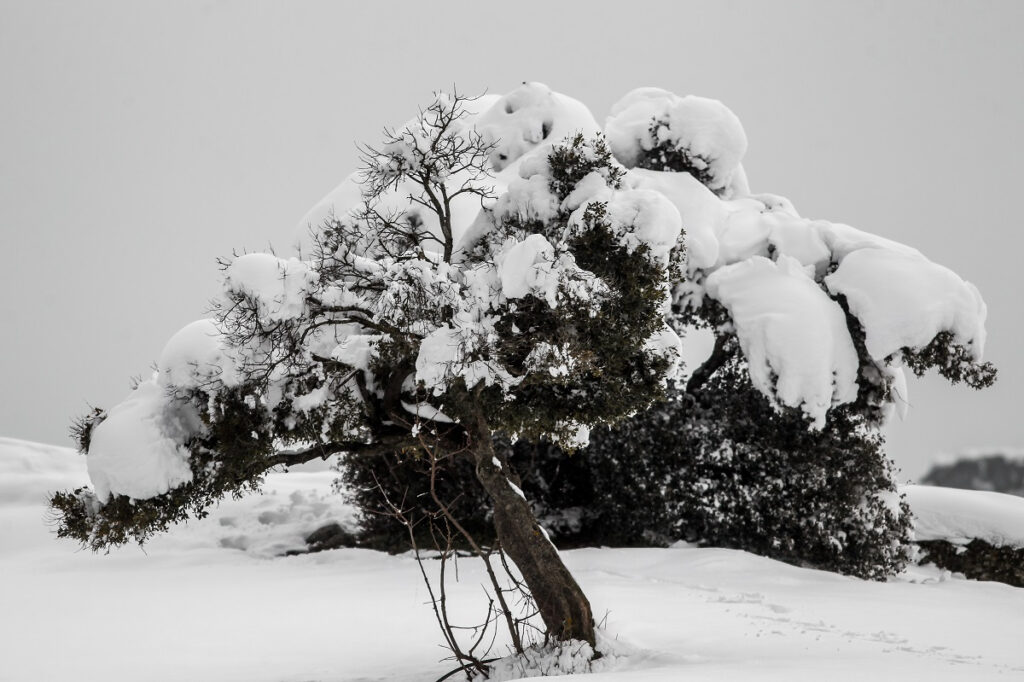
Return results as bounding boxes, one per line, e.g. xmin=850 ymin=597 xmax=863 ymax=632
xmin=265 ymin=435 xmax=420 ymax=469
xmin=685 ymin=333 xmax=736 ymax=395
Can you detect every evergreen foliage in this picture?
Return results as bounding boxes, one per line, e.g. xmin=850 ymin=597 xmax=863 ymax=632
xmin=349 ymin=365 xmax=914 ymax=580
xmin=583 ymin=366 xmax=912 ymax=579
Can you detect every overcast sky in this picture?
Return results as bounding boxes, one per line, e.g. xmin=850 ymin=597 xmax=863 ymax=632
xmin=2 ymin=0 xmax=1021 ymax=480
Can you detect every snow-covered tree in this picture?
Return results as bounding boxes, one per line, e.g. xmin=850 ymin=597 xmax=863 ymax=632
xmin=51 ymin=84 xmax=994 ymax=657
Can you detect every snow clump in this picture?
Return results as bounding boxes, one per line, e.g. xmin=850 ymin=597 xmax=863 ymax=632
xmin=606 ymin=87 xmax=747 ymax=193
xmin=87 ymin=376 xmax=200 ymax=502
xmin=705 ymin=255 xmax=859 ymax=427
xmin=158 ymin=318 xmax=238 ymax=389
xmin=223 ymin=253 xmax=318 ymax=322
xmin=825 ymin=248 xmax=987 ymax=361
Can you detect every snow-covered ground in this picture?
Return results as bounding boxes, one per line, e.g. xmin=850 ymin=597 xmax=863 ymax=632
xmin=903 ymin=484 xmax=1024 ymax=546
xmin=3 ymin=437 xmax=1024 ymax=681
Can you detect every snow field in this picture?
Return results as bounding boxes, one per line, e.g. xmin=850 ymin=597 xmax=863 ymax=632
xmin=4 ymin=438 xmax=1024 ymax=681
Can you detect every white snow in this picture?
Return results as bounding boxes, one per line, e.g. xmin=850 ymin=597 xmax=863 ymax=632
xmin=606 ymin=88 xmax=747 ymax=193
xmin=705 ymin=255 xmax=859 ymax=427
xmin=158 ymin=318 xmax=238 ymax=389
xmin=825 ymin=248 xmax=988 ymax=361
xmin=767 ymin=218 xmax=833 ymax=277
xmin=626 ymin=168 xmax=723 ymax=270
xmin=644 ymin=325 xmax=685 ymax=380
xmin=508 ymin=479 xmax=527 ymax=500
xmin=223 ymin=252 xmax=318 ymax=322
xmin=597 ymin=189 xmax=682 ymax=265
xmin=903 ymin=484 xmax=1024 ymax=547
xmin=331 ymin=333 xmax=383 ymax=372
xmin=818 ymin=221 xmax=923 ymax=263
xmin=493 ymin=173 xmax=561 ymax=226
xmin=414 ymin=323 xmax=519 ymax=394
xmin=524 ymin=342 xmax=577 ymax=378
xmin=86 ymin=376 xmax=200 ymax=502
xmin=6 ymin=437 xmax=1024 ymax=681
xmin=300 ymin=83 xmax=599 ymax=260
xmin=476 ymin=82 xmax=601 ymax=172
xmin=415 ymin=325 xmax=461 ymax=390
xmin=497 ymin=233 xmax=560 ymax=304
xmin=401 ymin=400 xmax=454 ymax=424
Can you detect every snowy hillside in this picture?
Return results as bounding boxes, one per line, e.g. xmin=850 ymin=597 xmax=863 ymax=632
xmin=3 ymin=438 xmax=1024 ymax=681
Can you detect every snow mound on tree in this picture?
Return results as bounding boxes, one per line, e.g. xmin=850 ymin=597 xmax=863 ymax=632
xmin=90 ymin=316 xmax=246 ymax=501
xmin=825 ymin=249 xmax=988 ymax=361
xmin=705 ymin=255 xmax=859 ymax=427
xmin=87 ymin=376 xmax=200 ymax=502
xmin=497 ymin=233 xmax=561 ymax=303
xmin=158 ymin=318 xmax=238 ymax=389
xmin=493 ymin=173 xmax=562 ymax=227
xmin=223 ymin=253 xmax=318 ymax=321
xmin=415 ymin=324 xmax=518 ymax=394
xmin=571 ymin=188 xmax=683 ymax=266
xmin=476 ymin=82 xmax=600 ymax=173
xmin=606 ymin=87 xmax=747 ymax=193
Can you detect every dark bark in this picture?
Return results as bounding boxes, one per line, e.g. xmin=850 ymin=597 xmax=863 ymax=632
xmin=466 ymin=412 xmax=596 ymax=647
xmin=685 ymin=332 xmax=735 ymax=396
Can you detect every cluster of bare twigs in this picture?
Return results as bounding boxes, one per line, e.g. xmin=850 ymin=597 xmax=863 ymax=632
xmin=370 ymin=431 xmax=544 ymax=680
xmin=356 ymin=88 xmax=496 ymax=263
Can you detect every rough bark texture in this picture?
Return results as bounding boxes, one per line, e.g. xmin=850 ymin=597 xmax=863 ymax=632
xmin=468 ymin=415 xmax=596 ymax=647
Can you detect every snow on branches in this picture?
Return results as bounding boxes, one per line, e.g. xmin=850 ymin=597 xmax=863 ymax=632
xmin=53 ymin=83 xmax=993 ymax=552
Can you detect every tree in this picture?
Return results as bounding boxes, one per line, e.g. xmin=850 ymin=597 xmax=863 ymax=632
xmin=51 ymin=84 xmax=994 ymax=666
xmin=561 ymin=367 xmax=914 ymax=580
xmin=349 ymin=361 xmax=915 ymax=581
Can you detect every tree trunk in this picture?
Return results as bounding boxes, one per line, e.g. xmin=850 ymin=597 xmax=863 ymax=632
xmin=468 ymin=415 xmax=596 ymax=647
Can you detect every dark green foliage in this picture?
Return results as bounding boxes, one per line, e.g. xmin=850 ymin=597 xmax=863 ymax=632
xmin=579 ymin=366 xmax=913 ymax=580
xmin=476 ymin=135 xmax=678 ymax=444
xmin=69 ymin=406 xmax=106 ymax=454
xmin=900 ymin=331 xmax=997 ymax=389
xmin=337 ymin=448 xmax=495 ymax=553
xmin=50 ymin=385 xmax=279 ymax=551
xmin=832 ymin=294 xmax=899 ymax=426
xmin=635 ymin=119 xmax=718 ymax=191
xmin=917 ymin=539 xmax=1024 ymax=588
xmin=546 ymin=133 xmax=623 ymax=200
xmin=350 ymin=365 xmax=914 ymax=580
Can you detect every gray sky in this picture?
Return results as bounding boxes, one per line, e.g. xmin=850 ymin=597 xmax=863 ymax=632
xmin=2 ymin=0 xmax=1021 ymax=480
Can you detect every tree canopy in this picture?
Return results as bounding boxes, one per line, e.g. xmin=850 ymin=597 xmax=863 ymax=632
xmin=52 ymin=83 xmax=994 ymax=658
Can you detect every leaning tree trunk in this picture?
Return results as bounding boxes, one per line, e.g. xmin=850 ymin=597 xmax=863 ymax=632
xmin=467 ymin=414 xmax=596 ymax=647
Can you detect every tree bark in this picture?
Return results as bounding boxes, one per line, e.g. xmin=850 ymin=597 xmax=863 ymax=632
xmin=467 ymin=414 xmax=596 ymax=647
